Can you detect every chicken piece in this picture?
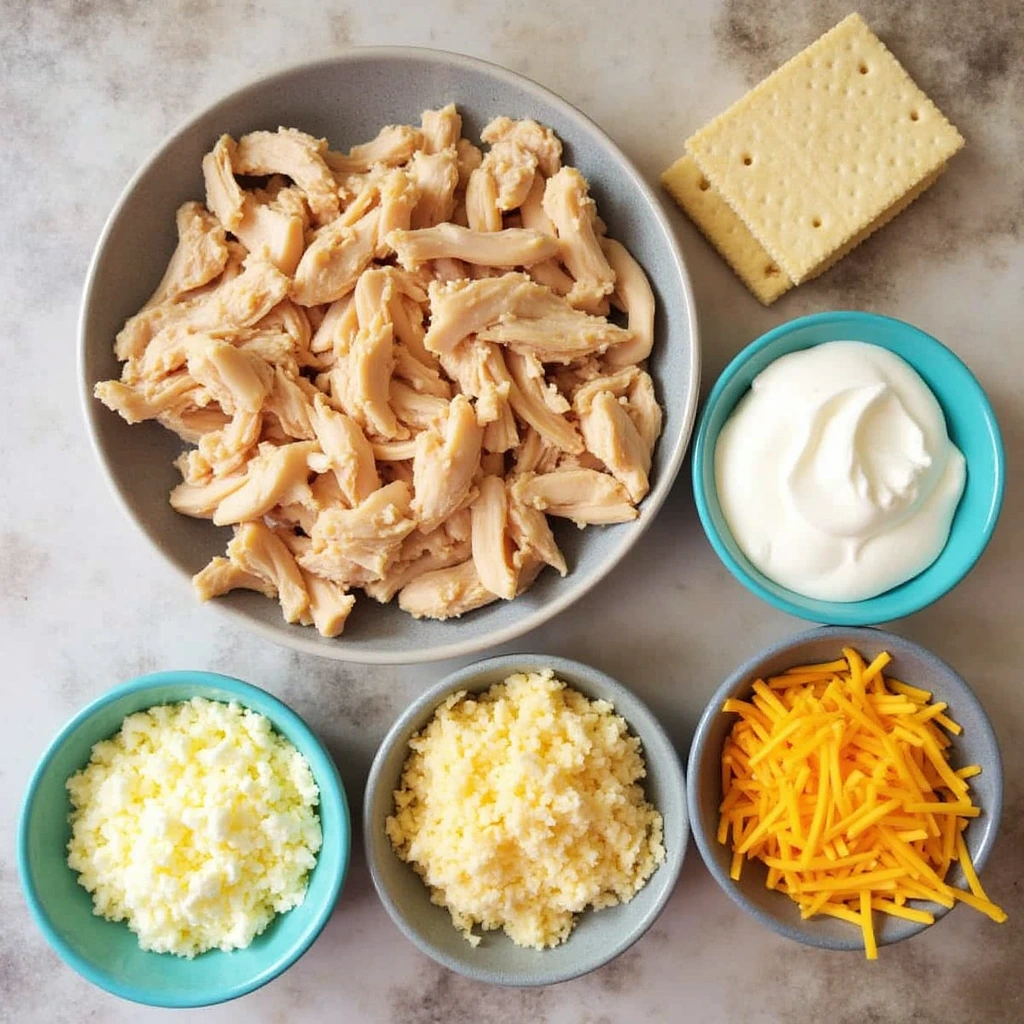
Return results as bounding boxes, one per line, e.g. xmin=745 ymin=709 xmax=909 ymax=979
xmin=227 ymin=521 xmax=309 ymax=623
xmin=291 ymin=208 xmax=381 ymax=306
xmin=470 ymin=475 xmax=517 ymax=600
xmin=388 ymin=382 xmax=448 ymax=432
xmin=393 ymin=344 xmax=450 ymax=398
xmin=477 ymin=297 xmax=633 ymax=362
xmin=145 ymin=202 xmax=229 ymax=309
xmin=309 ymin=393 xmax=380 ymax=506
xmin=325 ymin=124 xmax=423 ymax=174
xmin=234 ymin=128 xmax=339 ymax=225
xmin=431 ymin=257 xmax=468 ymax=282
xmin=186 ymin=338 xmax=271 ymax=413
xmin=407 ymin=149 xmax=459 ymax=229
xmin=481 ymin=141 xmax=538 ymax=212
xmin=481 ymin=116 xmax=563 ymax=177
xmin=512 ymin=469 xmax=638 ymax=526
xmin=263 ymin=182 xmax=312 ymax=234
xmin=387 ymin=224 xmax=559 ymax=270
xmin=169 ymin=470 xmax=247 ymax=518
xmin=234 ymin=198 xmax=305 ymax=275
xmin=424 ymin=272 xmax=631 ymax=361
xmin=130 ymin=257 xmax=291 ymax=374
xmin=576 ymin=389 xmax=650 ymax=503
xmin=299 ymin=570 xmax=357 ymax=638
xmin=397 ymin=559 xmax=498 ymax=620
xmin=157 ymin=403 xmax=232 ymax=444
xmin=212 ymin=440 xmax=317 ymax=525
xmin=262 ymin=365 xmax=316 ymax=440
xmin=420 ymin=104 xmax=462 ymax=155
xmin=507 ymin=481 xmax=567 ymax=576
xmin=370 ymin=438 xmax=419 ymax=462
xmin=363 ymin=524 xmax=471 ymax=603
xmin=411 ymin=394 xmax=483 ymax=532
xmin=600 ymin=237 xmax=656 ymax=366
xmin=504 ymin=350 xmax=584 ymax=455
xmin=195 ymin=408 xmax=263 ymax=478
xmin=455 ymin=137 xmax=483 ymax=187
xmin=350 ymin=315 xmax=403 ymax=439
xmin=438 ymin=339 xmax=518 ymax=450
xmin=309 ymin=481 xmax=417 ymax=577
xmin=192 ymin=555 xmax=277 ymax=601
xmin=376 ymin=169 xmax=420 ymax=255
xmin=422 ymin=273 xmax=532 ymax=354
xmin=202 ymin=135 xmax=246 ymax=231
xmin=542 ymin=168 xmax=616 ymax=312
xmin=311 ymin=294 xmax=359 ymax=357
xmin=336 ymin=175 xmax=382 ymax=228
xmin=464 ymin=166 xmax=502 ymax=232
xmin=571 ymin=366 xmax=640 ymax=406
xmin=512 ymin=427 xmax=545 ymax=474
xmin=94 ymin=372 xmax=200 ymax=424
xmin=625 ymin=371 xmax=662 ymax=458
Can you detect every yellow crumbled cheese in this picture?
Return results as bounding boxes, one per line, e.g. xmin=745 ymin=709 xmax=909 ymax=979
xmin=719 ymin=648 xmax=1007 ymax=960
xmin=386 ymin=670 xmax=665 ymax=949
xmin=66 ymin=697 xmax=322 ymax=958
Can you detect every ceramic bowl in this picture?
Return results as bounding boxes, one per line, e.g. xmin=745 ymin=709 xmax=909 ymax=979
xmin=692 ymin=311 xmax=1004 ymax=625
xmin=363 ymin=654 xmax=688 ymax=986
xmin=687 ymin=626 xmax=1003 ymax=951
xmin=80 ymin=48 xmax=700 ymax=664
xmin=17 ymin=671 xmax=350 ymax=1008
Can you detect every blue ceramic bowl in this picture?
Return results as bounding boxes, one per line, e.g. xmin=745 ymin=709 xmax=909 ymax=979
xmin=687 ymin=626 xmax=1003 ymax=951
xmin=17 ymin=671 xmax=350 ymax=1008
xmin=364 ymin=654 xmax=688 ymax=986
xmin=692 ymin=311 xmax=1004 ymax=625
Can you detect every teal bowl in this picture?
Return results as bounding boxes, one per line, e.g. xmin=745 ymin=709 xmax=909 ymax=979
xmin=692 ymin=311 xmax=1004 ymax=625
xmin=17 ymin=671 xmax=351 ymax=1008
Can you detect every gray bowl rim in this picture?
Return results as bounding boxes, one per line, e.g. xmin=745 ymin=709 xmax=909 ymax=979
xmin=17 ymin=670 xmax=351 ymax=1008
xmin=77 ymin=46 xmax=701 ymax=666
xmin=685 ymin=625 xmax=1004 ymax=951
xmin=363 ymin=653 xmax=689 ymax=986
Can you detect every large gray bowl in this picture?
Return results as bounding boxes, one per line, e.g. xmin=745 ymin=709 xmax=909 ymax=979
xmin=363 ymin=654 xmax=688 ymax=986
xmin=79 ymin=48 xmax=700 ymax=664
xmin=687 ymin=626 xmax=1003 ymax=952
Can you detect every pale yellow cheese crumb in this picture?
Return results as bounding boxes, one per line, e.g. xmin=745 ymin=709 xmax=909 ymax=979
xmin=386 ymin=670 xmax=665 ymax=949
xmin=66 ymin=697 xmax=323 ymax=958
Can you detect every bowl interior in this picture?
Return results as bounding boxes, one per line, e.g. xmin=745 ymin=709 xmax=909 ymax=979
xmin=693 ymin=311 xmax=1004 ymax=624
xmin=18 ymin=673 xmax=351 ymax=1008
xmin=687 ymin=627 xmax=1003 ymax=950
xmin=364 ymin=654 xmax=688 ymax=986
xmin=81 ymin=49 xmax=699 ymax=663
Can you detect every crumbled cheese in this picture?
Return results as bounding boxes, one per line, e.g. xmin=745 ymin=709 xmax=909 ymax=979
xmin=66 ymin=697 xmax=322 ymax=958
xmin=386 ymin=670 xmax=665 ymax=949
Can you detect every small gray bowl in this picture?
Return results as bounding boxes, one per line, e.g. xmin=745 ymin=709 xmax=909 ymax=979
xmin=80 ymin=48 xmax=700 ymax=665
xmin=364 ymin=654 xmax=688 ymax=986
xmin=687 ymin=626 xmax=1003 ymax=952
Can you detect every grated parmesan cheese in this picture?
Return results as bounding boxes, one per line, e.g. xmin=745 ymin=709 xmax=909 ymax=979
xmin=386 ymin=670 xmax=665 ymax=949
xmin=66 ymin=697 xmax=323 ymax=958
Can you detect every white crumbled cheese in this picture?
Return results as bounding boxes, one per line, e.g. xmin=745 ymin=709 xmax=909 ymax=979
xmin=66 ymin=697 xmax=322 ymax=958
xmin=385 ymin=670 xmax=665 ymax=949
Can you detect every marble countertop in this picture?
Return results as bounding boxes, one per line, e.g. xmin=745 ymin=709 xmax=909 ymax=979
xmin=3 ymin=1 xmax=1022 ymax=1021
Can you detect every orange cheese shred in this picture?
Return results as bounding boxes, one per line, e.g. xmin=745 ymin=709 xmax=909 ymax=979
xmin=718 ymin=646 xmax=1006 ymax=959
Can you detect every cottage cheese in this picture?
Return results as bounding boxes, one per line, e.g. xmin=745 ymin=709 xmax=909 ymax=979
xmin=66 ymin=697 xmax=322 ymax=958
xmin=386 ymin=670 xmax=665 ymax=949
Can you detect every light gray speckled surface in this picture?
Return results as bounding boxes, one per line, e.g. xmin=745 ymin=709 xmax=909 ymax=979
xmin=2 ymin=2 xmax=1021 ymax=1022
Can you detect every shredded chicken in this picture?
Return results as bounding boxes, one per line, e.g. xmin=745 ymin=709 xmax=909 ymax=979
xmin=95 ymin=106 xmax=663 ymax=634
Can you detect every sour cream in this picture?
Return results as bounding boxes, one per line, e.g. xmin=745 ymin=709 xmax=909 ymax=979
xmin=715 ymin=341 xmax=966 ymax=602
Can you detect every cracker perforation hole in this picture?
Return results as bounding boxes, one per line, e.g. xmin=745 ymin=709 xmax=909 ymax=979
xmin=812 ymin=217 xmax=822 ymax=229
xmin=698 ymin=177 xmax=710 ymax=191
xmin=858 ymin=63 xmax=869 ymax=74
xmin=742 ymin=155 xmax=753 ymax=166
xmin=764 ymin=263 xmax=781 ymax=278
xmin=910 ymin=110 xmax=920 ymax=122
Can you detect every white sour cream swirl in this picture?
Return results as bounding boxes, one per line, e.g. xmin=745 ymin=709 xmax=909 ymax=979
xmin=715 ymin=341 xmax=966 ymax=602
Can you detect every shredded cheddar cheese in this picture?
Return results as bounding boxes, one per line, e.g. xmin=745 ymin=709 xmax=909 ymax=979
xmin=719 ymin=647 xmax=1006 ymax=959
